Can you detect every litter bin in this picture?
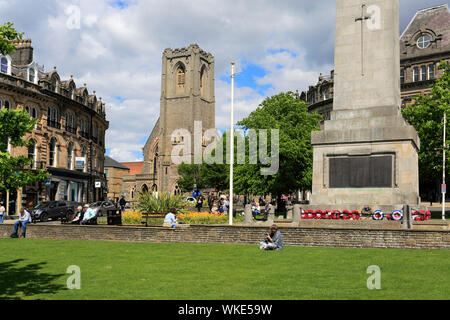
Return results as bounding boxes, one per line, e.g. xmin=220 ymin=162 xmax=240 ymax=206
xmin=107 ymin=209 xmax=122 ymax=226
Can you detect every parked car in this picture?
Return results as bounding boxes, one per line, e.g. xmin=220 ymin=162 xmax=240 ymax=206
xmin=31 ymin=201 xmax=77 ymax=223
xmin=89 ymin=201 xmax=116 ymax=217
xmin=186 ymin=197 xmax=196 ymax=205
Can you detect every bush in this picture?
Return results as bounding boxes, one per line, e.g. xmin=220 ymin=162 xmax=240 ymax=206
xmin=135 ymin=192 xmax=188 ymax=214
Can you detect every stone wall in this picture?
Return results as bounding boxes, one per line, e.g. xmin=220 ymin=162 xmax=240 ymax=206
xmin=1 ymin=224 xmax=449 ymax=250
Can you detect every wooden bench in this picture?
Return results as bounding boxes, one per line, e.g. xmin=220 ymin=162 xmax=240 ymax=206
xmin=141 ymin=213 xmax=166 ymax=227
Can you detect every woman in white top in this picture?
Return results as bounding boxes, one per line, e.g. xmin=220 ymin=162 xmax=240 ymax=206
xmin=0 ymin=202 xmax=5 ymax=223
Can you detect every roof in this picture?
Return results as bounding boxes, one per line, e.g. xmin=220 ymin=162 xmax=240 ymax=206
xmin=401 ymin=4 xmax=450 ymax=46
xmin=121 ymin=162 xmax=144 ymax=175
xmin=104 ymin=156 xmax=130 ymax=170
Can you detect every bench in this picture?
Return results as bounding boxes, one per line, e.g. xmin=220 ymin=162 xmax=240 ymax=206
xmin=141 ymin=213 xmax=166 ymax=227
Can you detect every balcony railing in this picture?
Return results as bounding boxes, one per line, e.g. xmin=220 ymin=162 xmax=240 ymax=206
xmin=65 ymin=126 xmax=77 ymax=134
xmin=80 ymin=131 xmax=89 ymax=139
xmin=47 ymin=120 xmax=61 ymax=129
xmin=92 ymin=136 xmax=98 ymax=144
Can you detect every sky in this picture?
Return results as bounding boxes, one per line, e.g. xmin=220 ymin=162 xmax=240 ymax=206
xmin=1 ymin=0 xmax=448 ymax=161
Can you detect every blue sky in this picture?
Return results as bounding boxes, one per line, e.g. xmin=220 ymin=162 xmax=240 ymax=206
xmin=2 ymin=0 xmax=447 ymax=161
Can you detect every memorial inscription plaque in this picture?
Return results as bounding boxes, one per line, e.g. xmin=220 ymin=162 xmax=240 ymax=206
xmin=329 ymin=156 xmax=392 ymax=188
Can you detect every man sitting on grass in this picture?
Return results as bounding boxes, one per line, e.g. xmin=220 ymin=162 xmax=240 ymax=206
xmin=163 ymin=207 xmax=178 ymax=228
xmin=259 ymin=224 xmax=284 ymax=251
xmin=11 ymin=208 xmax=31 ymax=238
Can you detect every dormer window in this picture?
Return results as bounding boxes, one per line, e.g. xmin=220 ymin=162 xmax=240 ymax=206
xmin=29 ymin=68 xmax=36 ymax=83
xmin=1 ymin=57 xmax=8 ymax=73
xmin=417 ymin=34 xmax=431 ymax=49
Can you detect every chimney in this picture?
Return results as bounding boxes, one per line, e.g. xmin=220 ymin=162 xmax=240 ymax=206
xmin=9 ymin=39 xmax=34 ymax=66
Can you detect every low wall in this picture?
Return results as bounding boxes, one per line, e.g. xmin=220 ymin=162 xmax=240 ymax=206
xmin=1 ymin=223 xmax=449 ymax=250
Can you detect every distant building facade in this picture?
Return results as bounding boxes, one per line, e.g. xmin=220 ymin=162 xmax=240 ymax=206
xmin=104 ymin=156 xmax=130 ymax=203
xmin=121 ymin=44 xmax=215 ymax=203
xmin=0 ymin=39 xmax=109 ymax=214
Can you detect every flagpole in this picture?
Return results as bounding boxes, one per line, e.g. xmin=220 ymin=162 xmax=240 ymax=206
xmin=229 ymin=62 xmax=236 ymax=226
xmin=443 ymin=112 xmax=447 ymax=221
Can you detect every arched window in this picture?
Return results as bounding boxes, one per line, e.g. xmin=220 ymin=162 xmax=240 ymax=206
xmin=200 ymin=67 xmax=205 ymax=89
xmin=32 ymin=107 xmax=37 ymax=120
xmin=28 ymin=139 xmax=36 ymax=169
xmin=177 ymin=66 xmax=185 ymax=86
xmin=142 ymin=185 xmax=149 ymax=193
xmin=67 ymin=142 xmax=74 ymax=170
xmin=1 ymin=57 xmax=8 ymax=73
xmin=47 ymin=107 xmax=59 ymax=128
xmin=49 ymin=138 xmax=57 ymax=167
xmin=29 ymin=68 xmax=36 ymax=83
xmin=153 ymin=157 xmax=158 ymax=174
xmin=1 ymin=100 xmax=11 ymax=110
xmin=51 ymin=77 xmax=59 ymax=93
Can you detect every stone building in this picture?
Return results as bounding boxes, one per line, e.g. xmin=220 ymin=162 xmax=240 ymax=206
xmin=301 ymin=4 xmax=450 ymax=203
xmin=104 ymin=156 xmax=130 ymax=203
xmin=121 ymin=44 xmax=215 ymax=202
xmin=302 ymin=4 xmax=450 ymax=121
xmin=0 ymin=39 xmax=109 ymax=214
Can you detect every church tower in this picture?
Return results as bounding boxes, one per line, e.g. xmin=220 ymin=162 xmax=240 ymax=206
xmin=158 ymin=44 xmax=215 ymax=193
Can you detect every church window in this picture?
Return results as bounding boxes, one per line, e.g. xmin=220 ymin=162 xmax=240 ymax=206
xmin=417 ymin=34 xmax=431 ymax=49
xmin=177 ymin=67 xmax=185 ymax=86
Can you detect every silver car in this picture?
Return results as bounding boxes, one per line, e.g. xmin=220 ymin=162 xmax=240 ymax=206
xmin=89 ymin=201 xmax=116 ymax=217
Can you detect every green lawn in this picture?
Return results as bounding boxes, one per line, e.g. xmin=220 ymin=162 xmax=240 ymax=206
xmin=1 ymin=239 xmax=449 ymax=300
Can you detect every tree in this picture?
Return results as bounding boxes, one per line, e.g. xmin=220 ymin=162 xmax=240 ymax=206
xmin=235 ymin=92 xmax=321 ymax=199
xmin=0 ymin=22 xmax=23 ymax=55
xmin=402 ymin=61 xmax=450 ymax=199
xmin=177 ymin=163 xmax=205 ymax=193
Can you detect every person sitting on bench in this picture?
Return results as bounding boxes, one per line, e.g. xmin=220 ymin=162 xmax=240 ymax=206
xmin=71 ymin=206 xmax=84 ymax=225
xmin=163 ymin=208 xmax=178 ymax=228
xmin=11 ymin=208 xmax=31 ymax=238
xmin=81 ymin=204 xmax=96 ymax=225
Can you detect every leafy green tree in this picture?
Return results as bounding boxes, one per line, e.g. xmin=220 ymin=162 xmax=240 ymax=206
xmin=235 ymin=92 xmax=321 ymax=199
xmin=402 ymin=61 xmax=450 ymax=195
xmin=0 ymin=109 xmax=50 ymax=202
xmin=177 ymin=163 xmax=205 ymax=193
xmin=0 ymin=22 xmax=23 ymax=55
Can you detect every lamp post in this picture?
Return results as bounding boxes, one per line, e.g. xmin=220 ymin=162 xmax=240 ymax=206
xmin=229 ymin=62 xmax=236 ymax=226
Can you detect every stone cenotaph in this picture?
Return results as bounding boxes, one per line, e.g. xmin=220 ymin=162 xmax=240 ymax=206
xmin=310 ymin=0 xmax=420 ymax=210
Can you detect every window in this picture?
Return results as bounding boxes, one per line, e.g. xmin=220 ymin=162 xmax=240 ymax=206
xmin=413 ymin=67 xmax=419 ymax=82
xmin=428 ymin=65 xmax=435 ymax=79
xmin=177 ymin=67 xmax=185 ymax=86
xmin=1 ymin=100 xmax=11 ymax=110
xmin=400 ymin=69 xmax=405 ymax=84
xmin=417 ymin=34 xmax=431 ymax=49
xmin=28 ymin=139 xmax=36 ymax=169
xmin=47 ymin=107 xmax=60 ymax=128
xmin=29 ymin=68 xmax=36 ymax=83
xmin=67 ymin=142 xmax=74 ymax=170
xmin=1 ymin=57 xmax=8 ymax=73
xmin=49 ymin=138 xmax=57 ymax=167
xmin=104 ymin=169 xmax=109 ymax=177
xmin=421 ymin=66 xmax=427 ymax=81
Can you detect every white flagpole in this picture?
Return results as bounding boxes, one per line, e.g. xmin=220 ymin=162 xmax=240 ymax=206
xmin=229 ymin=62 xmax=236 ymax=226
xmin=443 ymin=112 xmax=447 ymax=221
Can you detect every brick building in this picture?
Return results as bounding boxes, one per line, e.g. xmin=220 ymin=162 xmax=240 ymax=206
xmin=104 ymin=156 xmax=130 ymax=203
xmin=0 ymin=39 xmax=109 ymax=214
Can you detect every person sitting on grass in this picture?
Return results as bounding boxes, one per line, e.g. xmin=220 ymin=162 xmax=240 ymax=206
xmin=71 ymin=206 xmax=84 ymax=225
xmin=163 ymin=207 xmax=178 ymax=228
xmin=81 ymin=204 xmax=96 ymax=225
xmin=11 ymin=208 xmax=31 ymax=238
xmin=211 ymin=202 xmax=219 ymax=214
xmin=259 ymin=224 xmax=284 ymax=251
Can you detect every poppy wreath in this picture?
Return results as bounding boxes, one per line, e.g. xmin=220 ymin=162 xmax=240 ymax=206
xmin=372 ymin=210 xmax=384 ymax=221
xmin=426 ymin=211 xmax=432 ymax=221
xmin=301 ymin=209 xmax=307 ymax=219
xmin=351 ymin=211 xmax=361 ymax=220
xmin=411 ymin=211 xmax=422 ymax=221
xmin=332 ymin=210 xmax=341 ymax=219
xmin=391 ymin=210 xmax=403 ymax=221
xmin=315 ymin=210 xmax=323 ymax=219
xmin=307 ymin=210 xmax=315 ymax=219
xmin=324 ymin=210 xmax=332 ymax=219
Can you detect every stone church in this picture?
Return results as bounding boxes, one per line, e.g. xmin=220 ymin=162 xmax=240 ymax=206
xmin=121 ymin=44 xmax=215 ymax=201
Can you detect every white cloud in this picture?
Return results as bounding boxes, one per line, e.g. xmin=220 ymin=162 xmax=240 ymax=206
xmin=3 ymin=0 xmax=444 ymax=161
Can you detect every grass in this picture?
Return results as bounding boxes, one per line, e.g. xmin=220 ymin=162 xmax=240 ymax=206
xmin=0 ymin=239 xmax=449 ymax=300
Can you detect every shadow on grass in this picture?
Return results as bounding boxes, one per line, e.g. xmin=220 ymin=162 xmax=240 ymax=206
xmin=0 ymin=259 xmax=67 ymax=300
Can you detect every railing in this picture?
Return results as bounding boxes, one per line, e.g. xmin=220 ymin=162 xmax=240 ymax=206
xmin=80 ymin=131 xmax=89 ymax=139
xmin=91 ymin=136 xmax=98 ymax=144
xmin=47 ymin=120 xmax=61 ymax=129
xmin=65 ymin=126 xmax=77 ymax=134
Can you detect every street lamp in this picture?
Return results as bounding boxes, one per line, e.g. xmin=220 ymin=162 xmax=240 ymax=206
xmin=443 ymin=112 xmax=447 ymax=221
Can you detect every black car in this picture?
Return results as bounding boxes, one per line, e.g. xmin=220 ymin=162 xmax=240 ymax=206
xmin=31 ymin=201 xmax=77 ymax=223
